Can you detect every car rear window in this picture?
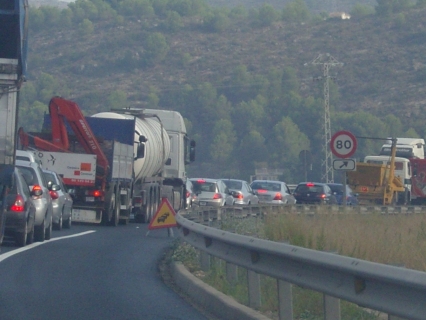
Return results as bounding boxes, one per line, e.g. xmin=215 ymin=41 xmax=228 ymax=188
xmin=192 ymin=180 xmax=217 ymax=193
xmin=17 ymin=166 xmax=39 ymax=186
xmin=223 ymin=180 xmax=242 ymax=190
xmin=328 ymin=185 xmax=343 ymax=194
xmin=296 ymin=184 xmax=324 ymax=193
xmin=251 ymin=182 xmax=281 ymax=191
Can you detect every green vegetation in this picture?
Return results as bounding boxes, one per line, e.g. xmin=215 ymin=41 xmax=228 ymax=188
xmin=173 ymin=209 xmax=423 ymax=319
xmin=21 ymin=0 xmax=426 ymax=183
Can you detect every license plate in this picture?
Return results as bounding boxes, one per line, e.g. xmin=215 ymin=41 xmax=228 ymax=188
xmin=199 ymin=201 xmax=207 ymax=206
xmin=85 ymin=197 xmax=95 ymax=202
xmin=72 ymin=209 xmax=98 ymax=222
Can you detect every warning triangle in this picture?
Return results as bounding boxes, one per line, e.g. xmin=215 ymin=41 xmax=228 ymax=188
xmin=148 ymin=198 xmax=177 ymax=230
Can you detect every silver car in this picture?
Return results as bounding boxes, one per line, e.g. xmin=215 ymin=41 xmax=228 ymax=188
xmin=250 ymin=180 xmax=296 ymax=205
xmin=185 ymin=179 xmax=196 ymax=209
xmin=42 ymin=169 xmax=73 ymax=230
xmin=190 ymin=178 xmax=234 ymax=207
xmin=222 ymin=179 xmax=259 ymax=206
xmin=16 ymin=160 xmax=53 ymax=241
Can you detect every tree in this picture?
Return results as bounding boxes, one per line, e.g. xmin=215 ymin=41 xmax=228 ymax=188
xmin=106 ymin=90 xmax=127 ymax=109
xmin=350 ymin=4 xmax=375 ymax=18
xmin=257 ymin=4 xmax=280 ymax=27
xmin=143 ymin=32 xmax=169 ymax=66
xmin=268 ymin=117 xmax=310 ymax=182
xmin=210 ymin=119 xmax=237 ymax=172
xmin=78 ymin=19 xmax=94 ymax=37
xmin=162 ymin=11 xmax=183 ymax=33
xmin=282 ymin=0 xmax=310 ymax=22
xmin=202 ymin=9 xmax=230 ymax=33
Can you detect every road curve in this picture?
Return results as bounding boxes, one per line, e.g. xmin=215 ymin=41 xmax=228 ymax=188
xmin=0 ymin=224 xmax=210 ymax=320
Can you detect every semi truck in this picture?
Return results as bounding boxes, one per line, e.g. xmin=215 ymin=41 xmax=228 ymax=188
xmin=0 ymin=0 xmax=28 ymax=165
xmin=18 ymin=97 xmax=195 ymax=225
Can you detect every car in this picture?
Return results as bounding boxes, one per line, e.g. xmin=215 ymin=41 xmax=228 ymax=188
xmin=185 ymin=179 xmax=196 ymax=209
xmin=250 ymin=180 xmax=296 ymax=204
xmin=16 ymin=160 xmax=53 ymax=242
xmin=222 ymin=179 xmax=259 ymax=205
xmin=16 ymin=149 xmax=38 ymax=163
xmin=190 ymin=178 xmax=234 ymax=207
xmin=293 ymin=182 xmax=337 ymax=205
xmin=1 ymin=165 xmax=37 ymax=246
xmin=327 ymin=183 xmax=359 ymax=206
xmin=42 ymin=169 xmax=73 ymax=230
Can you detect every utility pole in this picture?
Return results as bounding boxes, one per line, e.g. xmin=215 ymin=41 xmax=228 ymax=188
xmin=308 ymin=53 xmax=343 ymax=183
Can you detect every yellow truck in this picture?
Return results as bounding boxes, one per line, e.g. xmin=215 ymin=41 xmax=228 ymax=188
xmin=346 ymin=138 xmax=405 ymax=205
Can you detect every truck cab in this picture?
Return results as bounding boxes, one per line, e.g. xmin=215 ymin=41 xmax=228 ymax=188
xmin=379 ymin=138 xmax=425 ymax=159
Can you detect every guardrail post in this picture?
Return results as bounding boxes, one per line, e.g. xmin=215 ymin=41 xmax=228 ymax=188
xmin=277 ymin=279 xmax=293 ymax=320
xmin=226 ymin=262 xmax=238 ymax=284
xmin=248 ymin=270 xmax=261 ymax=309
xmin=324 ymin=295 xmax=340 ymax=320
xmin=200 ymin=250 xmax=210 ymax=272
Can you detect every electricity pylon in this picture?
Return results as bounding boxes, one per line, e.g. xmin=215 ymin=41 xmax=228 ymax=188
xmin=309 ymin=53 xmax=343 ymax=183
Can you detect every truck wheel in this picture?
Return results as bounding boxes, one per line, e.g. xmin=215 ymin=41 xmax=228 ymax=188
xmin=110 ymin=193 xmax=120 ymax=227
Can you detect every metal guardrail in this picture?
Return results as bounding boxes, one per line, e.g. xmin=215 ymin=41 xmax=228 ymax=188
xmin=176 ymin=204 xmax=426 ymax=320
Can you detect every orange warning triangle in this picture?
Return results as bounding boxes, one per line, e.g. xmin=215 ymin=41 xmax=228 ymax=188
xmin=148 ymin=198 xmax=177 ymax=230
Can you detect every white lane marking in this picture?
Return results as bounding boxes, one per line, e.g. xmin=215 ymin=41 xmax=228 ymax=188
xmin=0 ymin=230 xmax=96 ymax=263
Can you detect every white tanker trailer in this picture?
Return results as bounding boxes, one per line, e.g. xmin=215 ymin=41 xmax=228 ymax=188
xmin=92 ymin=110 xmax=195 ymax=223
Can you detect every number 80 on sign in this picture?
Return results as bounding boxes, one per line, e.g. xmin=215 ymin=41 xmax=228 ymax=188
xmin=330 ymin=130 xmax=357 ymax=158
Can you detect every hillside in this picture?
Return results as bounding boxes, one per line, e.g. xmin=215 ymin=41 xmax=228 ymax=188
xmin=22 ymin=1 xmax=426 ymax=181
xmin=28 ymin=6 xmax=426 ymax=128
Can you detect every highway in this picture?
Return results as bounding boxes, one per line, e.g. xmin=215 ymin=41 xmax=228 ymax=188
xmin=0 ymin=223 xmax=211 ymax=320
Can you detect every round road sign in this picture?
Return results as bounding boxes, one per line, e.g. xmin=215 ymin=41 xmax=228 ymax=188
xmin=330 ymin=130 xmax=357 ymax=158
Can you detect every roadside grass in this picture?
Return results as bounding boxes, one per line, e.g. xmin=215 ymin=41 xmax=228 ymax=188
xmin=172 ymin=209 xmax=426 ymax=319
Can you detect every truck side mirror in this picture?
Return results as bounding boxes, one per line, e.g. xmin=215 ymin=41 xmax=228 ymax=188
xmin=135 ymin=144 xmax=145 ymax=160
xmin=189 ymin=140 xmax=196 ymax=162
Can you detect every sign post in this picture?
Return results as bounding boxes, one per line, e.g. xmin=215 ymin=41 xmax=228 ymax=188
xmin=330 ymin=131 xmax=358 ymax=206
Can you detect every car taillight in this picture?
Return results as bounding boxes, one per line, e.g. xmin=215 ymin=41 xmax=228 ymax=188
xmin=213 ymin=193 xmax=222 ymax=199
xmin=86 ymin=190 xmax=104 ymax=197
xmin=32 ymin=185 xmax=42 ymax=192
xmin=273 ymin=192 xmax=283 ymax=200
xmin=306 ymin=182 xmax=315 ymax=187
xmin=49 ymin=190 xmax=59 ymax=200
xmin=257 ymin=189 xmax=267 ymax=193
xmin=11 ymin=195 xmax=25 ymax=212
xmin=233 ymin=192 xmax=243 ymax=199
xmin=319 ymin=194 xmax=326 ymax=199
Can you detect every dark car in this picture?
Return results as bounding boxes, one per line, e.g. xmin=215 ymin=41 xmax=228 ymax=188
xmin=1 ymin=165 xmax=37 ymax=246
xmin=327 ymin=183 xmax=359 ymax=206
xmin=293 ymin=182 xmax=337 ymax=205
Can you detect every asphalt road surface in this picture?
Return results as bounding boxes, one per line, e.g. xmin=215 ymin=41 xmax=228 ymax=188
xmin=0 ymin=223 xmax=210 ymax=320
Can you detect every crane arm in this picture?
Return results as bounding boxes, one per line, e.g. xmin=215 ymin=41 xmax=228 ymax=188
xmin=48 ymin=97 xmax=109 ymax=173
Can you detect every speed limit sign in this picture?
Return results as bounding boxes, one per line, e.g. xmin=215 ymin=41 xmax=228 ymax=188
xmin=330 ymin=130 xmax=357 ymax=158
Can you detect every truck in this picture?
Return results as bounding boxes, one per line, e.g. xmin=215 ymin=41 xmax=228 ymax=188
xmin=379 ymin=138 xmax=425 ymax=159
xmin=0 ymin=0 xmax=28 ymax=165
xmin=377 ymin=137 xmax=426 ymax=205
xmin=347 ymin=138 xmax=405 ymax=205
xmin=18 ymin=97 xmax=195 ymax=225
xmin=363 ymin=155 xmax=411 ymax=205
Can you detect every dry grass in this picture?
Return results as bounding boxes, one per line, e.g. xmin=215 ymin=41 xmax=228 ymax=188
xmin=263 ymin=211 xmax=426 ymax=271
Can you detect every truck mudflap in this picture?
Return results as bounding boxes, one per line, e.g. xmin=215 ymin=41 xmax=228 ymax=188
xmin=72 ymin=208 xmax=102 ymax=223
